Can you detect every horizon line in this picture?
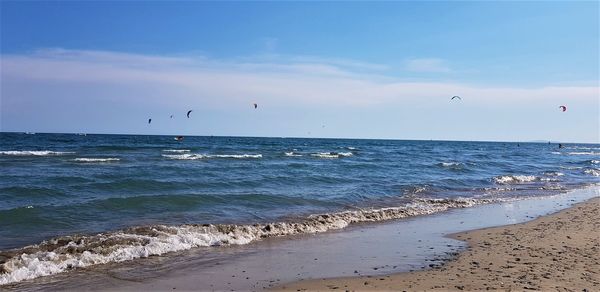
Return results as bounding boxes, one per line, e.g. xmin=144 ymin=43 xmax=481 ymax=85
xmin=0 ymin=131 xmax=595 ymax=145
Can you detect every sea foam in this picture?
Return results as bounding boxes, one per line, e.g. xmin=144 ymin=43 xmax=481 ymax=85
xmin=162 ymin=149 xmax=191 ymax=153
xmin=0 ymin=151 xmax=74 ymax=156
xmin=0 ymin=197 xmax=504 ymax=285
xmin=493 ymin=175 xmax=539 ymax=184
xmin=74 ymin=158 xmax=120 ymax=162
xmin=311 ymin=152 xmax=353 ymax=158
xmin=162 ymin=153 xmax=262 ymax=160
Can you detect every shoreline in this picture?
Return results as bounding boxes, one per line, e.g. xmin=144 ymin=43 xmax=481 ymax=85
xmin=276 ymin=197 xmax=600 ymax=291
xmin=3 ymin=186 xmax=599 ymax=291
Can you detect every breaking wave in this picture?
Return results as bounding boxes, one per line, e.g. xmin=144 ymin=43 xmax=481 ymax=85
xmin=284 ymin=152 xmax=303 ymax=157
xmin=0 ymin=151 xmax=75 ymax=156
xmin=493 ymin=175 xmax=539 ymax=184
xmin=162 ymin=153 xmax=262 ymax=160
xmin=567 ymin=152 xmax=600 ymax=156
xmin=583 ymin=169 xmax=600 ymax=177
xmin=73 ymin=158 xmax=120 ymax=163
xmin=162 ymin=149 xmax=191 ymax=153
xmin=311 ymin=152 xmax=353 ymax=158
xmin=0 ymin=197 xmax=504 ymax=285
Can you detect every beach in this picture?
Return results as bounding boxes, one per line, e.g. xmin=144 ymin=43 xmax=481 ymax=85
xmin=277 ymin=197 xmax=600 ymax=291
xmin=2 ymin=186 xmax=596 ymax=291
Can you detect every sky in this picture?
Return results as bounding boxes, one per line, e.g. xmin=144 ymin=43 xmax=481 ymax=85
xmin=1 ymin=1 xmax=598 ymax=142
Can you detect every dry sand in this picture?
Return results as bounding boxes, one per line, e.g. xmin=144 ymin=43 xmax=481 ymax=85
xmin=275 ymin=198 xmax=600 ymax=291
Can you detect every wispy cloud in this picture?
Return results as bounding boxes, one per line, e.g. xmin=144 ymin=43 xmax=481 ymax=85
xmin=404 ymin=58 xmax=452 ymax=73
xmin=1 ymin=49 xmax=597 ymax=109
xmin=1 ymin=49 xmax=598 ymax=141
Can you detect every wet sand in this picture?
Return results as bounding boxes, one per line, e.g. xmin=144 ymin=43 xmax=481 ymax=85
xmin=276 ymin=197 xmax=600 ymax=291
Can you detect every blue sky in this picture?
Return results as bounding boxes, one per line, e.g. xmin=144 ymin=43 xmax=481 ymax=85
xmin=1 ymin=1 xmax=598 ymax=142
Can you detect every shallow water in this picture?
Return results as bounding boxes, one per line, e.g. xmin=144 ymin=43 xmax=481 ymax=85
xmin=1 ymin=133 xmax=598 ymax=284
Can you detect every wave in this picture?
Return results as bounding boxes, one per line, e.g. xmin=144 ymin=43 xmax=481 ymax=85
xmin=73 ymin=158 xmax=120 ymax=163
xmin=284 ymin=152 xmax=303 ymax=157
xmin=0 ymin=197 xmax=505 ymax=285
xmin=567 ymin=152 xmax=600 ymax=156
xmin=311 ymin=152 xmax=353 ymax=158
xmin=565 ymin=146 xmax=600 ymax=150
xmin=583 ymin=169 xmax=600 ymax=177
xmin=162 ymin=153 xmax=205 ymax=160
xmin=162 ymin=149 xmax=191 ymax=153
xmin=162 ymin=153 xmax=262 ymax=160
xmin=211 ymin=154 xmax=262 ymax=159
xmin=0 ymin=151 xmax=74 ymax=156
xmin=437 ymin=162 xmax=466 ymax=170
xmin=591 ymin=160 xmax=600 ymax=164
xmin=493 ymin=175 xmax=539 ymax=184
xmin=543 ymin=171 xmax=564 ymax=177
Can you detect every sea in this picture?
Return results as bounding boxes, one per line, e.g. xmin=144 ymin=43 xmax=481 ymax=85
xmin=0 ymin=132 xmax=599 ymax=285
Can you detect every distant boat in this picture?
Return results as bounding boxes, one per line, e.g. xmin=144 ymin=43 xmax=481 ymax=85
xmin=174 ymin=136 xmax=184 ymax=141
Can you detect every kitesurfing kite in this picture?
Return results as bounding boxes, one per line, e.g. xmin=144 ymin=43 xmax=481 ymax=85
xmin=559 ymin=105 xmax=567 ymax=112
xmin=253 ymin=103 xmax=258 ymax=109
xmin=148 ymin=118 xmax=152 ymax=124
xmin=170 ymin=115 xmax=174 ymax=119
xmin=187 ymin=110 xmax=193 ymax=118
xmin=451 ymin=96 xmax=461 ymax=100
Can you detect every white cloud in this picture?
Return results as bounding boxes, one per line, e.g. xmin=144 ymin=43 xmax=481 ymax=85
xmin=1 ymin=49 xmax=598 ymax=142
xmin=404 ymin=58 xmax=452 ymax=73
xmin=1 ymin=49 xmax=597 ymax=109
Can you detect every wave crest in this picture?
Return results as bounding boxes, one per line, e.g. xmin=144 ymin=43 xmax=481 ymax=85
xmin=73 ymin=158 xmax=120 ymax=162
xmin=493 ymin=175 xmax=538 ymax=184
xmin=311 ymin=152 xmax=353 ymax=158
xmin=0 ymin=151 xmax=74 ymax=156
xmin=0 ymin=197 xmax=500 ymax=285
xmin=162 ymin=153 xmax=262 ymax=160
xmin=584 ymin=169 xmax=600 ymax=177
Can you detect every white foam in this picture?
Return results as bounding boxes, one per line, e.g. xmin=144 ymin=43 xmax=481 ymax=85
xmin=567 ymin=152 xmax=600 ymax=156
xmin=162 ymin=154 xmax=206 ymax=160
xmin=162 ymin=153 xmax=262 ymax=160
xmin=162 ymin=149 xmax=191 ymax=153
xmin=584 ymin=169 xmax=600 ymax=177
xmin=0 ymin=151 xmax=74 ymax=156
xmin=311 ymin=152 xmax=353 ymax=158
xmin=284 ymin=152 xmax=302 ymax=157
xmin=493 ymin=175 xmax=538 ymax=184
xmin=73 ymin=158 xmax=120 ymax=162
xmin=209 ymin=154 xmax=262 ymax=159
xmin=439 ymin=162 xmax=463 ymax=168
xmin=591 ymin=160 xmax=600 ymax=164
xmin=0 ymin=197 xmax=504 ymax=285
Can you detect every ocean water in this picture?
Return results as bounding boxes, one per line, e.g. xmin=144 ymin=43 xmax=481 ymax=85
xmin=0 ymin=132 xmax=598 ymax=285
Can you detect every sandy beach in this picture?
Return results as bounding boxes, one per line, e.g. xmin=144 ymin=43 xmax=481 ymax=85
xmin=276 ymin=197 xmax=600 ymax=291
